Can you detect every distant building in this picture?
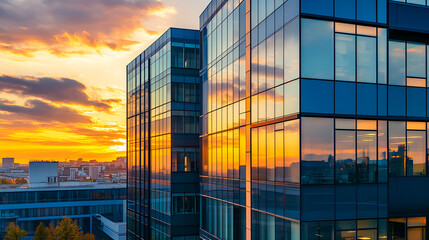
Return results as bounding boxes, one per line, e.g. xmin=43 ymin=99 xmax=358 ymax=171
xmin=70 ymin=168 xmax=78 ymax=180
xmin=89 ymin=166 xmax=101 ymax=179
xmin=29 ymin=161 xmax=58 ymax=187
xmin=2 ymin=158 xmax=14 ymax=169
xmin=114 ymin=157 xmax=126 ymax=169
xmin=0 ymin=183 xmax=126 ymax=239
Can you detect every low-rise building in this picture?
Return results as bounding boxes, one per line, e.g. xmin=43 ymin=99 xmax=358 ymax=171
xmin=0 ymin=183 xmax=126 ymax=239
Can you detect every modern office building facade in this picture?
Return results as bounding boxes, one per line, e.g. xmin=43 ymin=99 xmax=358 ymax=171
xmin=126 ymin=28 xmax=200 ymax=240
xmin=199 ymin=0 xmax=429 ymax=239
xmin=0 ymin=183 xmax=126 ymax=239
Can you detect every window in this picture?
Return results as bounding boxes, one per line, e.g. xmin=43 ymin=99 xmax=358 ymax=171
xmin=407 ymin=128 xmax=426 ymax=176
xmin=407 ymin=42 xmax=426 ymax=79
xmin=335 ymin=81 xmax=356 ymax=115
xmin=357 ymin=131 xmax=377 ymax=183
xmin=301 ymin=221 xmax=334 ymax=240
xmin=389 ymin=217 xmax=427 ymax=240
xmin=301 ymin=79 xmax=334 ymax=114
xmin=378 ymin=121 xmax=388 ymax=183
xmin=389 ymin=121 xmax=406 ymax=177
xmin=335 ymin=0 xmax=356 ymax=19
xmin=284 ymin=80 xmax=299 ymax=115
xmin=388 ymin=86 xmax=406 ymax=116
xmin=393 ymin=0 xmax=428 ymax=5
xmin=284 ymin=18 xmax=299 ymax=82
xmin=284 ymin=120 xmax=300 ymax=183
xmin=301 ymin=117 xmax=334 ymax=184
xmin=301 ymin=0 xmax=333 ymax=16
xmin=172 ymin=194 xmax=198 ymax=214
xmin=378 ymin=28 xmax=388 ymax=84
xmin=357 ymin=83 xmax=377 ymax=115
xmin=357 ymin=36 xmax=376 ymax=83
xmin=335 ymin=34 xmax=356 ymax=81
xmin=335 ymin=130 xmax=356 ymax=184
xmin=389 ymin=41 xmax=406 ymax=86
xmin=302 ymin=19 xmax=334 ymax=80
xmin=172 ymin=45 xmax=184 ymax=68
xmin=357 ymin=0 xmax=376 ymax=22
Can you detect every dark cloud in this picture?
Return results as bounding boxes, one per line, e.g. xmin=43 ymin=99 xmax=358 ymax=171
xmin=0 ymin=99 xmax=92 ymax=123
xmin=70 ymin=127 xmax=125 ymax=139
xmin=0 ymin=0 xmax=170 ymax=56
xmin=0 ymin=75 xmax=120 ymax=111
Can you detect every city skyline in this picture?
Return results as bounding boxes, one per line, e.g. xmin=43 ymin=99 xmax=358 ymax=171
xmin=0 ymin=0 xmax=210 ymax=164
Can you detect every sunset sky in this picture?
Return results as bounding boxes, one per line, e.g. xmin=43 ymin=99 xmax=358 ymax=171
xmin=0 ymin=0 xmax=210 ymax=164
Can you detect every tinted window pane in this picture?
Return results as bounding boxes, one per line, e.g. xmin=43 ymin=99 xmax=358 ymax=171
xmin=378 ymin=85 xmax=387 ymax=116
xmin=335 ymin=81 xmax=356 ymax=115
xmin=284 ymin=80 xmax=299 ymax=115
xmin=335 ymin=185 xmax=357 ymax=219
xmin=407 ymin=42 xmax=426 ymax=78
xmin=378 ymin=121 xmax=388 ymax=183
xmin=378 ymin=28 xmax=388 ymax=84
xmin=357 ymin=184 xmax=377 ymax=218
xmin=389 ymin=41 xmax=406 ymax=86
xmin=377 ymin=0 xmax=387 ymax=23
xmin=302 ymin=221 xmax=334 ymax=240
xmin=302 ymin=19 xmax=334 ymax=80
xmin=335 ymin=0 xmax=356 ymax=19
xmin=357 ymin=36 xmax=376 ymax=83
xmin=407 ymin=130 xmax=426 ymax=176
xmin=335 ymin=34 xmax=356 ymax=81
xmin=284 ymin=0 xmax=299 ymax=23
xmin=301 ymin=186 xmax=335 ymax=220
xmin=357 ymin=83 xmax=377 ymax=115
xmin=336 ymin=130 xmax=356 ymax=184
xmin=357 ymin=131 xmax=377 ymax=183
xmin=389 ymin=121 xmax=406 ymax=177
xmin=301 ymin=79 xmax=334 ymax=114
xmin=284 ymin=19 xmax=299 ymax=82
xmin=284 ymin=119 xmax=300 ymax=183
xmin=407 ymin=87 xmax=426 ymax=117
xmin=301 ymin=0 xmax=333 ymax=16
xmin=408 ymin=0 xmax=426 ymax=4
xmin=388 ymin=86 xmax=405 ymax=116
xmin=301 ymin=117 xmax=334 ymax=184
xmin=357 ymin=0 xmax=376 ymax=22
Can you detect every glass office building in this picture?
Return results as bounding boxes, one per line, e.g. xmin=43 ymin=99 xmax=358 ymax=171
xmin=199 ymin=0 xmax=429 ymax=239
xmin=126 ymin=28 xmax=200 ymax=240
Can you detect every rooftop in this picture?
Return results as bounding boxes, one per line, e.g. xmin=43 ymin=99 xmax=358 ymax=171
xmin=0 ymin=182 xmax=126 ymax=192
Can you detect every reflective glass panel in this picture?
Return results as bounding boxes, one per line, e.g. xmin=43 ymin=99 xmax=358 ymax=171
xmin=357 ymin=0 xmax=376 ymax=22
xmin=284 ymin=119 xmax=300 ymax=183
xmin=389 ymin=121 xmax=406 ymax=177
xmin=357 ymin=36 xmax=376 ymax=83
xmin=302 ymin=117 xmax=334 ymax=184
xmin=335 ymin=0 xmax=356 ymax=19
xmin=389 ymin=41 xmax=406 ymax=86
xmin=301 ymin=0 xmax=333 ymax=16
xmin=302 ymin=19 xmax=334 ymax=80
xmin=407 ymin=131 xmax=426 ymax=176
xmin=335 ymin=34 xmax=356 ymax=81
xmin=336 ymin=130 xmax=356 ymax=184
xmin=407 ymin=42 xmax=426 ymax=78
xmin=357 ymin=131 xmax=377 ymax=183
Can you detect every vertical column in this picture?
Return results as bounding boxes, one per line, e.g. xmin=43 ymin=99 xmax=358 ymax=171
xmin=245 ymin=0 xmax=252 ymax=239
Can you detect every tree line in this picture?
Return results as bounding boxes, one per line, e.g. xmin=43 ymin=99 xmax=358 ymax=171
xmin=3 ymin=217 xmax=95 ymax=240
xmin=0 ymin=178 xmax=27 ymax=185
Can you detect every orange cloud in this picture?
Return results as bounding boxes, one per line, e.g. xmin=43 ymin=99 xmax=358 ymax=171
xmin=0 ymin=0 xmax=175 ymax=57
